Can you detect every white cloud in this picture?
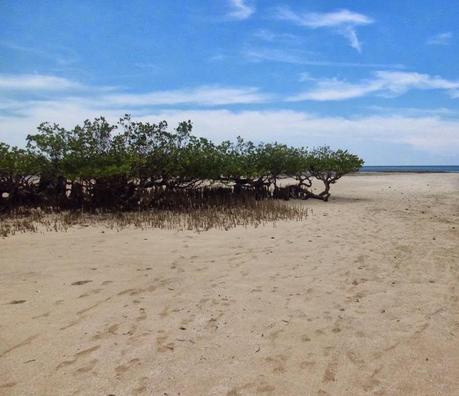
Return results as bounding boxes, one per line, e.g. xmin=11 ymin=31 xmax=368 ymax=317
xmin=376 ymin=71 xmax=459 ymax=92
xmin=244 ymin=47 xmax=306 ymax=64
xmin=1 ymin=99 xmax=459 ymax=158
xmin=252 ymin=29 xmax=298 ymax=43
xmin=288 ymin=71 xmax=459 ymax=101
xmin=0 ymin=74 xmax=82 ymax=91
xmin=426 ymin=32 xmax=453 ymax=46
xmin=298 ymin=72 xmax=314 ymax=82
xmin=365 ymin=105 xmax=458 ymax=118
xmin=101 ymin=86 xmax=269 ymax=106
xmin=1 ymin=73 xmax=458 ymax=161
xmin=275 ymin=7 xmax=373 ymax=52
xmin=289 ymin=79 xmax=376 ymax=101
xmin=227 ymin=0 xmax=255 ymax=20
xmin=243 ymin=47 xmax=404 ymax=69
xmin=341 ymin=26 xmax=363 ymax=52
xmin=0 ymin=76 xmax=270 ymax=107
xmin=276 ymin=8 xmax=373 ymax=28
xmin=150 ymin=110 xmax=459 ymax=155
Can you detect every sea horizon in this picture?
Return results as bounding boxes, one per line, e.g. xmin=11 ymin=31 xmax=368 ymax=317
xmin=359 ymin=165 xmax=459 ymax=173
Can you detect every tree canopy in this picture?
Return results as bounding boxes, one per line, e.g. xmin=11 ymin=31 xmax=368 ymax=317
xmin=0 ymin=115 xmax=364 ymax=211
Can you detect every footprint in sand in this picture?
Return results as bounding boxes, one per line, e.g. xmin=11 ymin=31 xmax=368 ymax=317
xmin=256 ymin=384 xmax=276 ymax=393
xmin=156 ymin=335 xmax=174 ymax=352
xmin=56 ymin=345 xmax=100 ymax=371
xmin=265 ymin=354 xmax=288 ymax=374
xmin=115 ymin=358 xmax=141 ymax=379
xmin=132 ymin=376 xmax=149 ymax=395
xmin=8 ymin=300 xmax=26 ymax=304
xmin=74 ymin=359 xmax=98 ymax=374
xmin=71 ymin=280 xmax=92 ymax=286
xmin=322 ymin=356 xmax=338 ymax=383
xmin=32 ymin=312 xmax=50 ymax=319
xmin=0 ymin=334 xmax=39 ymax=358
xmin=300 ymin=360 xmax=316 ymax=369
xmin=0 ymin=382 xmax=17 ymax=390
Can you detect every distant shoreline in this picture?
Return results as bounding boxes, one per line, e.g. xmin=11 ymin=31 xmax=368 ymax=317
xmin=358 ymin=165 xmax=459 ymax=173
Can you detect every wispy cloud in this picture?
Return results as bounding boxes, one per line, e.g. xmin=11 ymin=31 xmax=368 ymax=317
xmin=276 ymin=8 xmax=372 ymax=28
xmin=275 ymin=7 xmax=373 ymax=52
xmin=208 ymin=53 xmax=227 ymax=62
xmin=252 ymin=29 xmax=299 ymax=43
xmin=0 ymin=73 xmax=269 ymax=106
xmin=227 ymin=0 xmax=255 ymax=20
xmin=288 ymin=71 xmax=459 ymax=101
xmin=101 ymin=86 xmax=270 ymax=106
xmin=366 ymin=105 xmax=458 ymax=118
xmin=244 ymin=47 xmax=307 ymax=64
xmin=0 ymin=74 xmax=83 ymax=91
xmin=0 ymin=41 xmax=79 ymax=66
xmin=4 ymin=71 xmax=456 ymax=109
xmin=426 ymin=32 xmax=453 ymax=46
xmin=243 ymin=47 xmax=404 ymax=69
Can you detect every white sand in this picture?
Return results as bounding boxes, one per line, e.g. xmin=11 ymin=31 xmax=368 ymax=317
xmin=1 ymin=173 xmax=458 ymax=395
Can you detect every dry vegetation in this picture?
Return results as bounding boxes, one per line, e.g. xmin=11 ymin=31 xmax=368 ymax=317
xmin=0 ymin=199 xmax=308 ymax=238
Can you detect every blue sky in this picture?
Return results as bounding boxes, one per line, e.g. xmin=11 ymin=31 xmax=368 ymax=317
xmin=1 ymin=0 xmax=458 ymax=164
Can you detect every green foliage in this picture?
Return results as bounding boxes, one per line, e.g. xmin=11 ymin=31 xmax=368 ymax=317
xmin=310 ymin=146 xmax=364 ymax=180
xmin=0 ymin=115 xmax=364 ymax=210
xmin=0 ymin=143 xmax=40 ymax=184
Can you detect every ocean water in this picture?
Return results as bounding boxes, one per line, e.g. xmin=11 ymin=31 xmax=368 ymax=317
xmin=360 ymin=165 xmax=459 ymax=173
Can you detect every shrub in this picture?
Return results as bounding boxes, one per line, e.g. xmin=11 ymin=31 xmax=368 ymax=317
xmin=0 ymin=115 xmax=364 ymax=212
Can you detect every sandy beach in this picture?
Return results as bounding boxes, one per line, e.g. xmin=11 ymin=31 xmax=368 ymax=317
xmin=1 ymin=173 xmax=458 ymax=395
